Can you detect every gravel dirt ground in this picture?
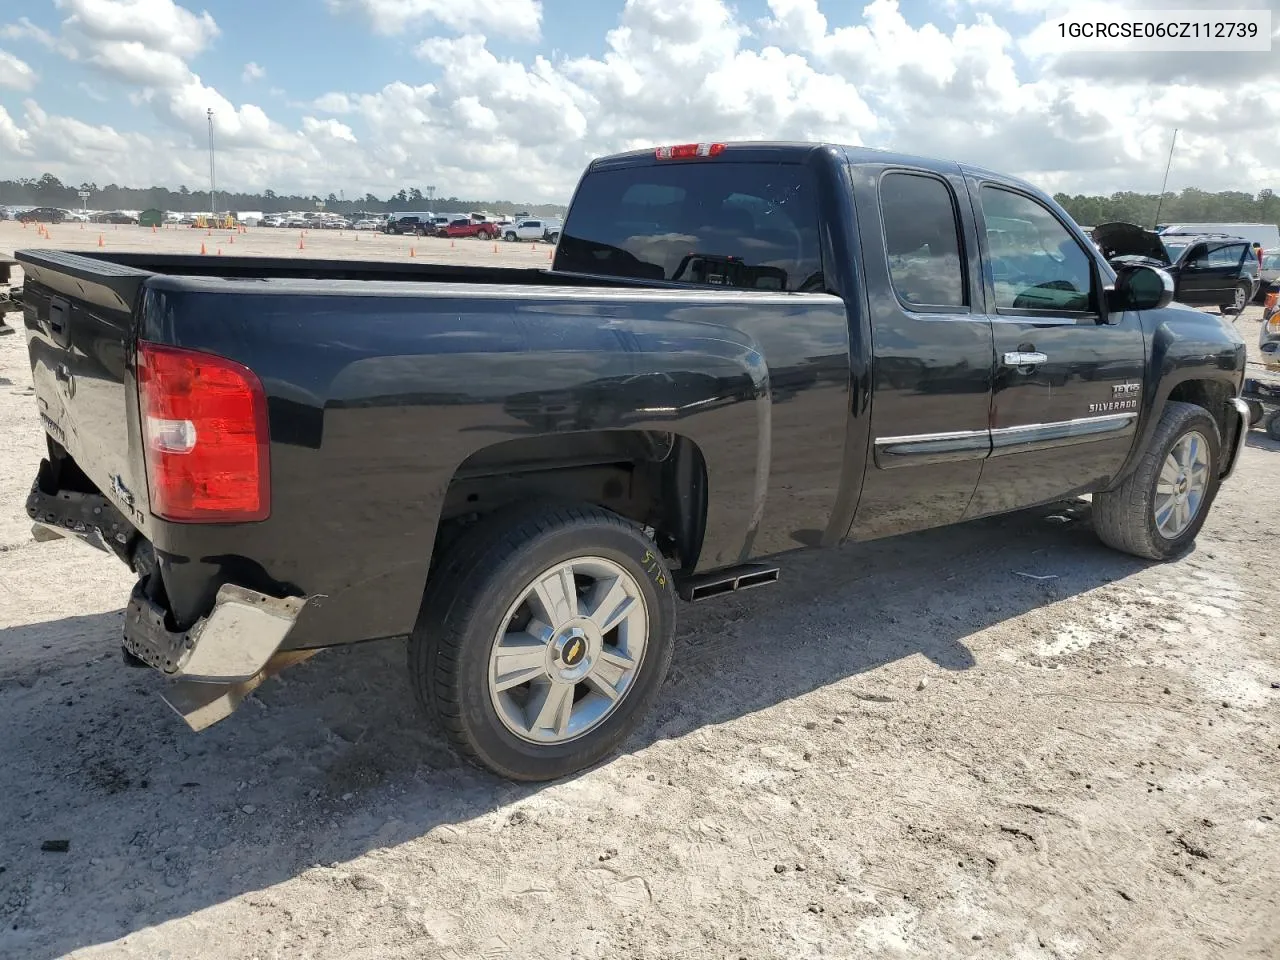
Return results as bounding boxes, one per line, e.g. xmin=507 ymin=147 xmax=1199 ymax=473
xmin=0 ymin=230 xmax=1277 ymax=959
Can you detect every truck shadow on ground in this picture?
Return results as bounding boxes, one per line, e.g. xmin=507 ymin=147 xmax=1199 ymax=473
xmin=0 ymin=498 xmax=1149 ymax=958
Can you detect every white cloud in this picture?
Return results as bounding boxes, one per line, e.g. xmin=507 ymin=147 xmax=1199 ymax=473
xmin=1 ymin=17 xmax=63 ymax=50
xmin=312 ymin=92 xmax=354 ymax=113
xmin=1 ymin=0 xmax=1276 ymax=201
xmin=242 ymin=61 xmax=265 ymax=83
xmin=328 ymin=0 xmax=542 ymax=39
xmin=0 ymin=49 xmax=37 ymax=90
xmin=56 ymin=0 xmax=219 ymax=58
xmin=0 ymin=104 xmax=32 ymax=155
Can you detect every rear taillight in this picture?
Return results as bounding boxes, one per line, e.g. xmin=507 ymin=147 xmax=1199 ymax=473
xmin=655 ymin=143 xmax=726 ymax=160
xmin=1266 ymin=290 xmax=1278 ymax=310
xmin=136 ymin=341 xmax=270 ymax=522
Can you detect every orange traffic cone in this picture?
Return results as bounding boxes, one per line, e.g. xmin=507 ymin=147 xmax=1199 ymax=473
xmin=493 ymin=244 xmax=499 ymax=254
xmin=200 ymin=242 xmax=207 ymax=255
xmin=354 ymin=233 xmax=359 ymax=242
xmin=79 ymin=223 xmax=85 ymax=230
xmin=409 ymin=247 xmax=416 ymax=257
xmin=151 ymin=225 xmax=157 ymax=233
xmin=298 ymin=237 xmax=305 ymax=250
xmin=548 ymin=250 xmax=553 ymax=261
xmin=450 ymin=239 xmax=455 ymax=248
xmin=229 ymin=235 xmax=234 ymax=244
xmin=217 ymin=248 xmax=223 ymax=256
xmin=98 ymin=234 xmax=104 ymax=247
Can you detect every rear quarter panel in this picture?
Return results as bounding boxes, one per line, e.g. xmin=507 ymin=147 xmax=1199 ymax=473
xmin=140 ymin=279 xmax=850 ymax=648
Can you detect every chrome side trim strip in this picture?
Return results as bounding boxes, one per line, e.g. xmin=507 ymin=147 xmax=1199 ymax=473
xmin=988 ymin=412 xmax=1136 ymax=456
xmin=874 ymin=412 xmax=1138 ymax=469
xmin=873 ymin=427 xmax=991 ymax=469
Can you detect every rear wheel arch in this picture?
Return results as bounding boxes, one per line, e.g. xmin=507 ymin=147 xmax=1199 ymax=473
xmin=430 ymin=430 xmax=710 ymax=578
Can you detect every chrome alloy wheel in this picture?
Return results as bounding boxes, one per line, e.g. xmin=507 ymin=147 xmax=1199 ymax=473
xmin=1233 ymin=284 xmax=1248 ymax=311
xmin=487 ymin=557 xmax=648 ymax=744
xmin=1154 ymin=430 xmax=1210 ymax=539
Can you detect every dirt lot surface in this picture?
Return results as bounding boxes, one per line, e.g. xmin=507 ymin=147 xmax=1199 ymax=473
xmin=0 ymin=218 xmax=557 ymax=267
xmin=0 ymin=232 xmax=1277 ymax=959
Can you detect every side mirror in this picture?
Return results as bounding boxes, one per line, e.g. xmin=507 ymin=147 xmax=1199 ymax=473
xmin=1108 ymin=263 xmax=1175 ymax=312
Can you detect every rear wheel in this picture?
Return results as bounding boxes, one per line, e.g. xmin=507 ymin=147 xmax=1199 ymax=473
xmin=408 ymin=503 xmax=676 ymax=781
xmin=1222 ymin=281 xmax=1250 ymax=315
xmin=1093 ymin=401 xmax=1221 ymax=561
xmin=505 ymin=231 xmax=517 ymax=242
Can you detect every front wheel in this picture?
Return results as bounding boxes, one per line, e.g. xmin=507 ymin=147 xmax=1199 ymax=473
xmin=505 ymin=231 xmax=517 ymax=242
xmin=408 ymin=503 xmax=676 ymax=781
xmin=1093 ymin=401 xmax=1221 ymax=561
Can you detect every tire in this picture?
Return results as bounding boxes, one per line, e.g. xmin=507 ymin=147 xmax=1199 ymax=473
xmin=1267 ymin=413 xmax=1280 ymax=442
xmin=408 ymin=503 xmax=676 ymax=781
xmin=1093 ymin=401 xmax=1221 ymax=561
xmin=1247 ymin=400 xmax=1264 ymax=427
xmin=1222 ymin=281 xmax=1250 ymax=315
xmin=505 ymin=232 xmax=516 ymax=242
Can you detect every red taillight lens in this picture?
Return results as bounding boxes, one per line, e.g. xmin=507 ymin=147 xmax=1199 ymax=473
xmin=136 ymin=341 xmax=270 ymax=523
xmin=655 ymin=143 xmax=726 ymax=160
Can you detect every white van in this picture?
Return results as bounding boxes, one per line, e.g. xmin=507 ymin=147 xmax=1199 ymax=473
xmin=1160 ymin=223 xmax=1280 ymax=250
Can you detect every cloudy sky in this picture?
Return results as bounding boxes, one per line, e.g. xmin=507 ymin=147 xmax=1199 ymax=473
xmin=0 ymin=0 xmax=1276 ymax=202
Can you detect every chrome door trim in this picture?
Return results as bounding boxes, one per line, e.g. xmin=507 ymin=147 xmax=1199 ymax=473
xmin=873 ymin=427 xmax=991 ymax=469
xmin=988 ymin=412 xmax=1137 ymax=456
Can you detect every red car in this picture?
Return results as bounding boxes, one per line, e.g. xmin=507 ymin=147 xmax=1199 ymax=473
xmin=441 ymin=217 xmax=498 ymax=240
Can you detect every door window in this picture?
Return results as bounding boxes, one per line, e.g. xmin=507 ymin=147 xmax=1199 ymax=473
xmin=980 ymin=187 xmax=1094 ymax=314
xmin=1206 ymin=243 xmax=1247 ymax=268
xmin=879 ymin=173 xmax=966 ymax=308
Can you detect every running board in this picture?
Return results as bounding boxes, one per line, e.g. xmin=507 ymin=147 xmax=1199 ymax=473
xmin=677 ymin=563 xmax=780 ymax=602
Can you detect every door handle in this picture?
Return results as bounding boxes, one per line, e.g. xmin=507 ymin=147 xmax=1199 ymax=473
xmin=1003 ymin=351 xmax=1048 ymax=367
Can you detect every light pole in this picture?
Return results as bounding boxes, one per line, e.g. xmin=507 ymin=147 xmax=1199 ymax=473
xmin=207 ymin=108 xmax=217 ymax=217
xmin=1152 ymin=127 xmax=1177 ymax=230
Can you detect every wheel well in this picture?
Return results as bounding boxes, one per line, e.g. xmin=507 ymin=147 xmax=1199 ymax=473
xmin=1166 ymin=379 xmax=1233 ymax=439
xmin=435 ymin=431 xmax=708 ymax=571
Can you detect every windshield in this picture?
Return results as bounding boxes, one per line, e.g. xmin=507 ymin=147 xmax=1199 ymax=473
xmin=1162 ymin=240 xmax=1189 ymax=260
xmin=557 ymin=161 xmax=823 ymax=291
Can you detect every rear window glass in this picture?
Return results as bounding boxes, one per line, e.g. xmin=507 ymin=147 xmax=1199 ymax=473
xmin=557 ymin=162 xmax=823 ymax=291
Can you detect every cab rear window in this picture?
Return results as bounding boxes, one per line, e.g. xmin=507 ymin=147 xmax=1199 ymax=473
xmin=557 ymin=162 xmax=823 ymax=292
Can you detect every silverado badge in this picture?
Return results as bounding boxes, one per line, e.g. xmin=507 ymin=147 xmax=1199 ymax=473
xmin=1090 ymin=382 xmax=1141 ymax=413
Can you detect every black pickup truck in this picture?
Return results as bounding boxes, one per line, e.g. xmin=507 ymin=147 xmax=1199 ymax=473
xmin=17 ymin=142 xmax=1248 ymax=781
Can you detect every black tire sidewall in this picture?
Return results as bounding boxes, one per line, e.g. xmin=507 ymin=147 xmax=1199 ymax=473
xmin=1142 ymin=408 xmax=1221 ymax=558
xmin=436 ymin=520 xmax=675 ymax=781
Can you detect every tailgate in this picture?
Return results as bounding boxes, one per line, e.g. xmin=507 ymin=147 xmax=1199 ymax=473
xmin=18 ymin=250 xmax=153 ymax=525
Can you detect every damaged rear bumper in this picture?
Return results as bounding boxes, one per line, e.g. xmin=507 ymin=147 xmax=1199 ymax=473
xmin=124 ymin=579 xmax=312 ymax=731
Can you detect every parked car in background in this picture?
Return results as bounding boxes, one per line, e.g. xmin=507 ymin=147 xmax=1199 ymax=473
xmin=92 ymin=211 xmax=140 ymax=225
xmin=386 ymin=215 xmax=434 ymax=236
xmin=1261 ymin=249 xmax=1280 ymax=286
xmin=1093 ymin=223 xmax=1258 ymax=315
xmin=261 ymin=215 xmax=285 ymax=228
xmin=18 ymin=207 xmax=65 ymax=224
xmin=504 ymin=219 xmax=554 ymax=242
xmin=442 ymin=217 xmax=500 ymax=240
xmin=352 ymin=219 xmax=381 ymax=230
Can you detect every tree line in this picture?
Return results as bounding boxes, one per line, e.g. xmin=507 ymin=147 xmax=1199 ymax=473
xmin=1053 ymin=187 xmax=1277 ymax=228
xmin=2 ymin=172 xmax=1276 ymax=228
xmin=0 ymin=173 xmax=568 ymax=217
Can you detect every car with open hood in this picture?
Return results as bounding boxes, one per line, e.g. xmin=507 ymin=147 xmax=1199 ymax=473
xmin=1092 ymin=222 xmax=1257 ymax=315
